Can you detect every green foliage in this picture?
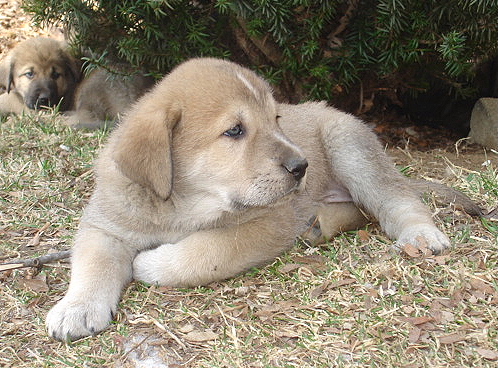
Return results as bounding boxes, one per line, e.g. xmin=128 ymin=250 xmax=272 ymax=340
xmin=23 ymin=0 xmax=498 ymax=101
xmin=23 ymin=0 xmax=231 ymax=74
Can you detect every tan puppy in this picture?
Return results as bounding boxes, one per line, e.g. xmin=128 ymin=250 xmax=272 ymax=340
xmin=0 ymin=37 xmax=79 ymax=112
xmin=46 ymin=58 xmax=451 ymax=341
xmin=0 ymin=37 xmax=153 ymax=128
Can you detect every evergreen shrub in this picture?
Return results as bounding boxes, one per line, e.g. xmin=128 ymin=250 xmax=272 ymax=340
xmin=24 ymin=0 xmax=498 ymax=126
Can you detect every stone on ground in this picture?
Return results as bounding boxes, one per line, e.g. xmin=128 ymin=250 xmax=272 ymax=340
xmin=468 ymin=98 xmax=498 ymax=150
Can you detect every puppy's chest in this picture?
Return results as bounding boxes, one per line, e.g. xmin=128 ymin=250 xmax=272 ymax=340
xmin=137 ymin=212 xmax=231 ymax=245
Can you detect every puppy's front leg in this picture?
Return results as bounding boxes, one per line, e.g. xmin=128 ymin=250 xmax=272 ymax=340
xmin=46 ymin=226 xmax=134 ymax=341
xmin=0 ymin=92 xmax=26 ymax=114
xmin=133 ymin=214 xmax=296 ymax=287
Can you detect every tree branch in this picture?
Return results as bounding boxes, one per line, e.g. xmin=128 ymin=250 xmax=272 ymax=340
xmin=234 ymin=17 xmax=283 ymax=65
xmin=327 ymin=0 xmax=359 ymax=48
xmin=0 ymin=251 xmax=71 ymax=272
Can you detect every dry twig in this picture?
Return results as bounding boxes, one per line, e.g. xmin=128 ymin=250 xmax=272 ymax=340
xmin=0 ymin=251 xmax=71 ymax=272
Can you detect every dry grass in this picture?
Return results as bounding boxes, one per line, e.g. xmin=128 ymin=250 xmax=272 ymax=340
xmin=0 ymin=111 xmax=497 ymax=368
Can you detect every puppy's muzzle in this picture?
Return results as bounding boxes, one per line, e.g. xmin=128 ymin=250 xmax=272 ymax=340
xmin=26 ymin=79 xmax=59 ymax=110
xmin=283 ymin=157 xmax=308 ymax=181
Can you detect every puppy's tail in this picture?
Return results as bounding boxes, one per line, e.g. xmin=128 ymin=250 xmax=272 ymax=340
xmin=410 ymin=179 xmax=497 ymax=219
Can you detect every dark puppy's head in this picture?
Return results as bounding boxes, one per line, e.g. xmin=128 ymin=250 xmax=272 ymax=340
xmin=6 ymin=37 xmax=81 ymax=110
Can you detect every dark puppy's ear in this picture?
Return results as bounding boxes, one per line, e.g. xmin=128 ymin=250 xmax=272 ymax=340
xmin=56 ymin=43 xmax=82 ymax=84
xmin=112 ymin=90 xmax=181 ymax=199
xmin=0 ymin=58 xmax=9 ymax=92
xmin=62 ymin=53 xmax=82 ymax=84
xmin=7 ymin=60 xmax=15 ymax=93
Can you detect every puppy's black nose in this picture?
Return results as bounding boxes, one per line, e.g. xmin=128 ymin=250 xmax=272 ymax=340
xmin=284 ymin=158 xmax=308 ymax=181
xmin=36 ymin=97 xmax=50 ymax=108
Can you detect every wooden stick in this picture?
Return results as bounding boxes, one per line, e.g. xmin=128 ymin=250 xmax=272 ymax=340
xmin=0 ymin=251 xmax=71 ymax=272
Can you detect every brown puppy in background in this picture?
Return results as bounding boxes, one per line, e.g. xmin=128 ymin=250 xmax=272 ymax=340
xmin=47 ymin=58 xmax=453 ymax=341
xmin=0 ymin=37 xmax=79 ymax=113
xmin=0 ymin=37 xmax=153 ymax=128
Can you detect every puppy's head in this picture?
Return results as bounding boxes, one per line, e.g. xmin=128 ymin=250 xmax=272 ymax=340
xmin=112 ymin=58 xmax=307 ymax=214
xmin=7 ymin=37 xmax=80 ymax=110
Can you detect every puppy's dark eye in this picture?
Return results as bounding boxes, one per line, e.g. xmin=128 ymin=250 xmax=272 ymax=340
xmin=24 ymin=71 xmax=34 ymax=79
xmin=52 ymin=71 xmax=61 ymax=79
xmin=223 ymin=124 xmax=244 ymax=138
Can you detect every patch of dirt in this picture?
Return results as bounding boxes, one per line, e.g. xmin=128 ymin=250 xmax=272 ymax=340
xmin=0 ymin=0 xmax=59 ymax=57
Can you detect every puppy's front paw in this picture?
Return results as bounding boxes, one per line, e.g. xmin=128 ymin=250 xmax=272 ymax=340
xmin=133 ymin=248 xmax=166 ymax=285
xmin=396 ymin=224 xmax=451 ymax=254
xmin=133 ymin=244 xmax=183 ymax=285
xmin=46 ymin=296 xmax=115 ymax=341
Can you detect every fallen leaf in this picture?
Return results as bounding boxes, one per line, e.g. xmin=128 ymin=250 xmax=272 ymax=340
xmin=309 ymin=281 xmax=330 ymax=299
xmin=26 ymin=222 xmax=51 ymax=247
xmin=293 ymin=254 xmax=328 ymax=266
xmin=408 ymin=327 xmax=421 ymax=343
xmin=184 ymin=330 xmax=218 ymax=342
xmin=433 ymin=298 xmax=452 ymax=308
xmin=402 ymin=306 xmax=415 ymax=314
xmin=440 ymin=311 xmax=455 ymax=324
xmin=374 ymin=123 xmax=389 ymax=133
xmin=19 ymin=274 xmax=49 ymax=292
xmin=401 ymin=295 xmax=414 ymax=304
xmin=419 ymin=330 xmax=431 ymax=343
xmin=27 ymin=297 xmax=43 ymax=308
xmin=27 ymin=232 xmax=41 ymax=247
xmin=399 ymin=316 xmax=434 ymax=326
xmin=255 ymin=301 xmax=296 ymax=318
xmin=478 ymin=259 xmax=487 ymax=270
xmin=470 ymin=278 xmax=495 ymax=294
xmin=458 ymin=323 xmax=477 ymax=331
xmin=415 ymin=235 xmax=430 ymax=251
xmin=402 ymin=244 xmax=422 ymax=258
xmin=450 ymin=288 xmax=464 ymax=306
xmin=358 ymin=229 xmax=370 ymax=241
xmin=364 ymin=295 xmax=374 ymax=309
xmin=178 ymin=324 xmax=194 ymax=334
xmin=275 ymin=329 xmax=301 ymax=338
xmin=434 ymin=255 xmax=448 ymax=265
xmin=476 ymin=348 xmax=498 ymax=361
xmin=418 ymin=322 xmax=437 ymax=331
xmin=330 ymin=278 xmax=356 ymax=289
xmin=438 ymin=333 xmax=465 ymax=344
xmin=279 ymin=264 xmax=301 ymax=273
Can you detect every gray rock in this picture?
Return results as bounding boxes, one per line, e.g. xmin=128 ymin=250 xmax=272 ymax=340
xmin=469 ymin=98 xmax=498 ymax=150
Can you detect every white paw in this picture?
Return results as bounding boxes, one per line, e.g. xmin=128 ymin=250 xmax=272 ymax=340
xmin=396 ymin=224 xmax=451 ymax=254
xmin=133 ymin=251 xmax=155 ymax=284
xmin=132 ymin=246 xmax=170 ymax=285
xmin=133 ymin=244 xmax=187 ymax=286
xmin=46 ymin=296 xmax=116 ymax=341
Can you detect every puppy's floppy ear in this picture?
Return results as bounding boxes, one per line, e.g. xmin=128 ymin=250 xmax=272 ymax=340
xmin=7 ymin=60 xmax=15 ymax=93
xmin=112 ymin=92 xmax=181 ymax=199
xmin=0 ymin=57 xmax=8 ymax=93
xmin=61 ymin=52 xmax=81 ymax=84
